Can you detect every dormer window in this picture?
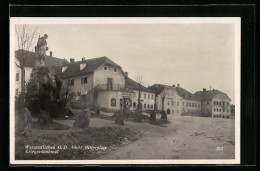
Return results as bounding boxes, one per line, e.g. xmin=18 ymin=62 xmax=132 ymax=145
xmin=104 ymin=66 xmax=108 ymax=71
xmin=114 ymin=68 xmax=117 ymax=72
xmin=80 ymin=63 xmax=86 ymax=70
xmin=62 ymin=66 xmax=68 ymax=73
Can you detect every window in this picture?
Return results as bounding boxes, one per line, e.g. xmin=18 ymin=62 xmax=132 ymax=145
xmin=15 ymin=88 xmax=19 ymax=96
xmin=217 ymin=108 xmax=218 ymax=112
xmin=198 ymin=103 xmax=200 ymax=107
xmin=111 ymin=98 xmax=116 ymax=106
xmin=144 ymin=94 xmax=146 ymax=99
xmin=16 ymin=73 xmax=19 ymax=81
xmin=151 ymin=95 xmax=154 ymax=99
xmin=114 ymin=68 xmax=117 ymax=72
xmin=220 ymin=109 xmax=221 ymax=112
xmin=81 ymin=77 xmax=87 ymax=84
xmin=151 ymin=105 xmax=153 ymax=109
xmin=133 ymin=102 xmax=136 ymax=107
xmin=148 ymin=104 xmax=150 ymax=108
xmin=189 ymin=103 xmax=191 ymax=107
xmin=195 ymin=103 xmax=197 ymax=107
xmin=69 ymin=79 xmax=74 ymax=86
xmin=172 ymin=101 xmax=174 ymax=106
xmin=104 ymin=66 xmax=108 ymax=70
xmin=182 ymin=102 xmax=184 ymax=106
xmin=144 ymin=104 xmax=146 ymax=108
xmin=177 ymin=102 xmax=179 ymax=106
xmin=192 ymin=103 xmax=194 ymax=107
xmin=148 ymin=94 xmax=150 ymax=99
xmin=214 ymin=108 xmax=216 ymax=112
xmin=168 ymin=101 xmax=170 ymax=105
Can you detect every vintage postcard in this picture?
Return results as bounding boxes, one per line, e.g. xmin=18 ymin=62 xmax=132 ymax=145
xmin=10 ymin=17 xmax=241 ymax=165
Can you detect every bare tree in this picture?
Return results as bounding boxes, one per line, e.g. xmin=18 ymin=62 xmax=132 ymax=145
xmin=159 ymin=88 xmax=169 ymax=119
xmin=15 ymin=25 xmax=39 ymax=94
xmin=87 ymin=81 xmax=99 ymax=111
xmin=135 ymin=75 xmax=148 ymax=122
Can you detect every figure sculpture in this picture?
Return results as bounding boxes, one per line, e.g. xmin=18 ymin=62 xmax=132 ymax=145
xmin=35 ymin=34 xmax=48 ymax=66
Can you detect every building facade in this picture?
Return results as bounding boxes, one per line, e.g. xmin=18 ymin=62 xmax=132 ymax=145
xmin=194 ymin=88 xmax=232 ymax=118
xmin=125 ymin=77 xmax=155 ymax=111
xmin=150 ymin=84 xmax=201 ymax=116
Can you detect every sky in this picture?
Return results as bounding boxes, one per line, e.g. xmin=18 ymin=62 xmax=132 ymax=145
xmin=15 ymin=23 xmax=235 ymax=104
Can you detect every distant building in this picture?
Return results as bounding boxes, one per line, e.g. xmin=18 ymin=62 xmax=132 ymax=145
xmin=149 ymin=84 xmax=201 ymax=116
xmin=230 ymin=104 xmax=235 ymax=118
xmin=194 ymin=88 xmax=231 ymax=118
xmin=15 ymin=49 xmax=69 ymax=96
xmin=125 ymin=76 xmax=155 ymax=111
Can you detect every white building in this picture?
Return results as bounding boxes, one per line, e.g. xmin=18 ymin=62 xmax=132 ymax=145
xmin=150 ymin=84 xmax=201 ymax=116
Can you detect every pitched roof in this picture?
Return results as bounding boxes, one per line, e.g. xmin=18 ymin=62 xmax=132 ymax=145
xmin=149 ymin=84 xmax=199 ymax=100
xmin=194 ymin=89 xmax=231 ymax=101
xmin=53 ymin=56 xmax=122 ymax=79
xmin=176 ymin=87 xmax=199 ymax=101
xmin=15 ymin=49 xmax=69 ymax=67
xmin=149 ymin=84 xmax=167 ymax=95
xmin=125 ymin=77 xmax=154 ymax=93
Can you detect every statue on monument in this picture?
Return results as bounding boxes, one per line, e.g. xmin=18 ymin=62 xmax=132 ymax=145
xmin=35 ymin=34 xmax=49 ymax=66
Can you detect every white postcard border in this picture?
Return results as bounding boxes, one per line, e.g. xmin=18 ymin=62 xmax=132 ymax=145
xmin=10 ymin=17 xmax=241 ymax=165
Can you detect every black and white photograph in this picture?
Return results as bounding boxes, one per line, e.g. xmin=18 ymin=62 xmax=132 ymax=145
xmin=9 ymin=17 xmax=241 ymax=165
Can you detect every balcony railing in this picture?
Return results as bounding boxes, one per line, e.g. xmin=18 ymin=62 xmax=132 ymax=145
xmin=96 ymin=84 xmax=127 ymax=91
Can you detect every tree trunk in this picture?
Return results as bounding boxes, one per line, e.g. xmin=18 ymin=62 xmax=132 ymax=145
xmin=137 ymin=85 xmax=142 ymax=122
xmin=150 ymin=110 xmax=156 ymax=120
xmin=21 ymin=66 xmax=25 ymax=93
xmin=161 ymin=98 xmax=167 ymax=120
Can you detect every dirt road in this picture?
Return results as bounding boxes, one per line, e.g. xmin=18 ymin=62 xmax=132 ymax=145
xmin=93 ymin=115 xmax=235 ymax=160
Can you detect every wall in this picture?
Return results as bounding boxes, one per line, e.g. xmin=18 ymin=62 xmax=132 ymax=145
xmin=201 ymin=100 xmax=213 ymax=117
xmin=156 ymin=87 xmax=201 ymax=116
xmin=180 ymin=99 xmax=201 ymax=116
xmin=157 ymin=87 xmax=182 ymax=115
xmin=15 ymin=58 xmax=21 ymax=96
xmin=130 ymin=90 xmax=155 ymax=111
xmin=64 ymin=73 xmax=94 ymax=95
xmin=211 ymin=94 xmax=231 ymax=118
xmin=93 ymin=65 xmax=125 ymax=87
xmin=15 ymin=65 xmax=33 ymax=96
xmin=24 ymin=67 xmax=33 ymax=83
xmin=97 ymin=91 xmax=121 ymax=110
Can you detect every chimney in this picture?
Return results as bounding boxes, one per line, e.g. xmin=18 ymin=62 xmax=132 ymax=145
xmin=70 ymin=58 xmax=75 ymax=63
xmin=125 ymin=72 xmax=128 ymax=77
xmin=203 ymin=88 xmax=206 ymax=92
xmin=82 ymin=57 xmax=85 ymax=63
xmin=177 ymin=84 xmax=180 ymax=87
xmin=50 ymin=51 xmax=53 ymax=57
